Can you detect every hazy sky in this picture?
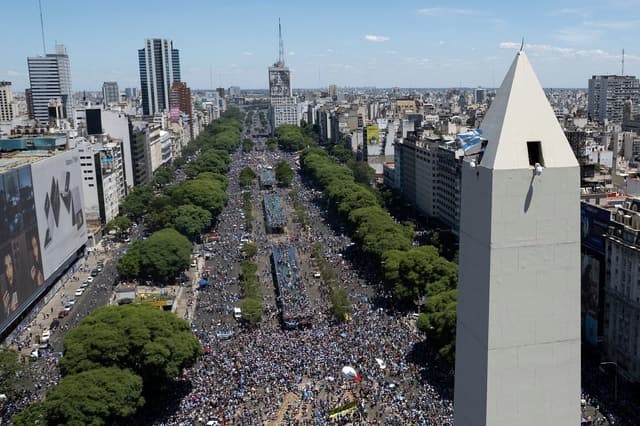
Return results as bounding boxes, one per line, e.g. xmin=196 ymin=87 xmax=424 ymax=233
xmin=3 ymin=0 xmax=640 ymax=91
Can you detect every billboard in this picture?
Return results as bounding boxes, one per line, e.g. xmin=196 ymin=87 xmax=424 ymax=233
xmin=581 ymin=252 xmax=604 ymax=347
xmin=0 ymin=165 xmax=45 ymax=328
xmin=580 ymin=202 xmax=611 ymax=255
xmin=31 ymin=150 xmax=87 ymax=280
xmin=269 ymin=68 xmax=291 ymax=98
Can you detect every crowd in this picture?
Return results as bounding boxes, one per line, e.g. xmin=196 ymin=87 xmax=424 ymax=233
xmin=159 ymin=137 xmax=456 ymax=425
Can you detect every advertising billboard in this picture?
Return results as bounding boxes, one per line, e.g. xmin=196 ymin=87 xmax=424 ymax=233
xmin=581 ymin=252 xmax=604 ymax=347
xmin=31 ymin=150 xmax=87 ymax=280
xmin=580 ymin=202 xmax=611 ymax=255
xmin=269 ymin=68 xmax=291 ymax=98
xmin=0 ymin=165 xmax=45 ymax=329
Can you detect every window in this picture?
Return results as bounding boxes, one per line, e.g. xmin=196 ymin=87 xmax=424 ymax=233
xmin=527 ymin=141 xmax=544 ymax=166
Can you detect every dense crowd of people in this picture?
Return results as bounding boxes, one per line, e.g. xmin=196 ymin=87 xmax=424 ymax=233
xmin=160 ymin=134 xmax=456 ymax=425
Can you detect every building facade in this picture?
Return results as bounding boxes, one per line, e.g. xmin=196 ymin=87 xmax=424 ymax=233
xmin=603 ymin=198 xmax=640 ymax=382
xmin=588 ymin=75 xmax=640 ymax=124
xmin=102 ymin=81 xmax=120 ymax=106
xmin=0 ymin=82 xmax=14 ymax=122
xmin=27 ymin=44 xmax=74 ymax=125
xmin=138 ymin=39 xmax=181 ymax=116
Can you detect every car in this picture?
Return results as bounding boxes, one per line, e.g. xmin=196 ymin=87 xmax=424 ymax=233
xmin=75 ymin=288 xmax=84 ymax=297
xmin=191 ymin=260 xmax=197 ymax=268
xmin=58 ymin=310 xmax=69 ymax=318
xmin=63 ymin=304 xmax=72 ymax=312
xmin=313 ymin=271 xmax=321 ymax=278
xmin=233 ymin=307 xmax=242 ymax=320
xmin=80 ymin=281 xmax=89 ymax=289
xmin=30 ymin=348 xmax=39 ymax=359
xmin=86 ymin=276 xmax=94 ymax=283
xmin=68 ymin=298 xmax=76 ymax=306
xmin=41 ymin=328 xmax=50 ymax=342
xmin=90 ymin=269 xmax=98 ymax=277
xmin=96 ymin=265 xmax=103 ymax=272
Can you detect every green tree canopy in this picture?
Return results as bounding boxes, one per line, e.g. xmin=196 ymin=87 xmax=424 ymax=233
xmin=61 ymin=304 xmax=201 ymax=392
xmin=275 ymin=160 xmax=294 ymax=186
xmin=39 ymin=367 xmax=144 ymax=426
xmin=416 ymin=289 xmax=457 ymax=363
xmin=117 ymin=241 xmax=142 ymax=279
xmin=329 ymin=287 xmax=351 ymax=322
xmin=152 ymin=166 xmax=175 ymax=189
xmin=239 ymin=166 xmax=257 ymax=188
xmin=241 ymin=297 xmax=262 ymax=325
xmin=185 ymin=149 xmax=230 ymax=177
xmin=105 ymin=216 xmax=132 ymax=236
xmin=0 ymin=348 xmax=23 ymax=398
xmin=121 ymin=186 xmax=154 ymax=221
xmin=169 ymin=178 xmax=228 ymax=217
xmin=347 ymin=159 xmax=375 ymax=186
xmin=139 ymin=228 xmax=192 ymax=282
xmin=382 ymin=246 xmax=457 ymax=304
xmin=275 ymin=125 xmax=314 ymax=151
xmin=171 ymin=204 xmax=212 ymax=241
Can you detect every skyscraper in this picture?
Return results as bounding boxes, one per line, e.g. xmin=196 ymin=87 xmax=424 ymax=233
xmin=138 ymin=39 xmax=181 ymax=116
xmin=588 ymin=75 xmax=640 ymax=123
xmin=268 ymin=20 xmax=298 ymax=130
xmin=27 ymin=44 xmax=74 ymax=125
xmin=170 ymin=81 xmax=193 ymax=138
xmin=102 ymin=81 xmax=120 ymax=106
xmin=0 ymin=82 xmax=14 ymax=122
xmin=454 ymin=51 xmax=580 ymax=425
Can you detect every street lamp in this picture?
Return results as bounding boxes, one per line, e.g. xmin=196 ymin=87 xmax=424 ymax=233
xmin=599 ymin=361 xmax=619 ymax=403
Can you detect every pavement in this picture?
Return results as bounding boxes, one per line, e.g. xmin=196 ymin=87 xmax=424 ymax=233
xmin=11 ymin=236 xmax=124 ymax=358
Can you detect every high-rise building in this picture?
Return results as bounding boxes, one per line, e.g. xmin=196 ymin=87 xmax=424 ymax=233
xmin=588 ymin=75 xmax=640 ymax=123
xmin=0 ymin=82 xmax=14 ymax=122
xmin=138 ymin=39 xmax=181 ymax=115
xmin=25 ymin=88 xmax=34 ymax=120
xmin=268 ymin=20 xmax=298 ymax=130
xmin=455 ymin=51 xmax=580 ymax=425
xmin=170 ymin=81 xmax=193 ymax=139
xmin=27 ymin=44 xmax=74 ymax=125
xmin=474 ymin=87 xmax=486 ymax=104
xmin=102 ymin=81 xmax=120 ymax=106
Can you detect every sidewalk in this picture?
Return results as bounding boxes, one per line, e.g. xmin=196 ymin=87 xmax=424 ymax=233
xmin=12 ymin=238 xmax=117 ymax=357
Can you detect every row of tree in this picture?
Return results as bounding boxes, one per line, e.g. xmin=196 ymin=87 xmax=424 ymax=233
xmin=116 ymin=109 xmax=246 ymax=283
xmin=299 ymin=147 xmax=458 ymax=364
xmin=274 ymin=124 xmax=315 ymax=151
xmin=14 ymin=305 xmax=201 ymax=425
xmin=239 ymin=260 xmax=263 ymax=325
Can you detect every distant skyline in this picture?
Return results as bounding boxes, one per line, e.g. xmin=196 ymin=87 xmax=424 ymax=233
xmin=3 ymin=0 xmax=640 ymax=91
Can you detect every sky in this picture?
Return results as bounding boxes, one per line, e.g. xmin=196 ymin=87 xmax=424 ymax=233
xmin=3 ymin=0 xmax=640 ymax=91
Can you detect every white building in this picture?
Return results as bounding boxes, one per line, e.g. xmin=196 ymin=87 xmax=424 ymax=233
xmin=454 ymin=51 xmax=580 ymax=425
xmin=27 ymin=44 xmax=74 ymax=125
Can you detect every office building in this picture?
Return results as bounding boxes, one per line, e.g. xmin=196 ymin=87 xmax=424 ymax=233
xmin=138 ymin=39 xmax=181 ymax=115
xmin=455 ymin=51 xmax=580 ymax=425
xmin=603 ymin=198 xmax=640 ymax=382
xmin=474 ymin=87 xmax=486 ymax=104
xmin=588 ymin=75 xmax=640 ymax=123
xmin=268 ymin=20 xmax=298 ymax=130
xmin=102 ymin=82 xmax=120 ymax=106
xmin=0 ymin=82 xmax=14 ymax=122
xmin=27 ymin=44 xmax=74 ymax=125
xmin=169 ymin=81 xmax=193 ymax=138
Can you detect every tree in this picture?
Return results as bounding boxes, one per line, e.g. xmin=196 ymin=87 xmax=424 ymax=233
xmin=242 ymin=138 xmax=254 ymax=152
xmin=152 ymin=166 xmax=175 ymax=189
xmin=117 ymin=241 xmax=142 ymax=279
xmin=275 ymin=160 xmax=293 ymax=186
xmin=347 ymin=159 xmax=375 ymax=186
xmin=329 ymin=143 xmax=353 ymax=163
xmin=104 ymin=216 xmax=132 ymax=237
xmin=185 ymin=149 xmax=230 ymax=177
xmin=121 ymin=186 xmax=154 ymax=222
xmin=139 ymin=228 xmax=192 ymax=282
xmin=171 ymin=204 xmax=212 ymax=241
xmin=241 ymin=297 xmax=262 ymax=325
xmin=329 ymin=287 xmax=351 ymax=322
xmin=239 ymin=166 xmax=257 ymax=188
xmin=39 ymin=367 xmax=144 ymax=426
xmin=169 ymin=178 xmax=228 ymax=217
xmin=266 ymin=138 xmax=277 ymax=151
xmin=0 ymin=348 xmax=22 ymax=398
xmin=61 ymin=304 xmax=201 ymax=392
xmin=275 ymin=125 xmax=314 ymax=151
xmin=416 ymin=289 xmax=457 ymax=363
xmin=241 ymin=242 xmax=257 ymax=258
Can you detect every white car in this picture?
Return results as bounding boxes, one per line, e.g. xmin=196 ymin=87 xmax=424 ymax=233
xmin=86 ymin=276 xmax=94 ymax=283
xmin=41 ymin=329 xmax=50 ymax=342
xmin=68 ymin=298 xmax=76 ymax=306
xmin=75 ymin=288 xmax=84 ymax=297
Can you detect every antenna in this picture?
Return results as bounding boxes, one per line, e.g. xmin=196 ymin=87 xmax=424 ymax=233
xmin=278 ymin=18 xmax=284 ymax=66
xmin=622 ymin=49 xmax=625 ymax=76
xmin=520 ymin=37 xmax=525 ymax=52
xmin=38 ymin=0 xmax=46 ymax=54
